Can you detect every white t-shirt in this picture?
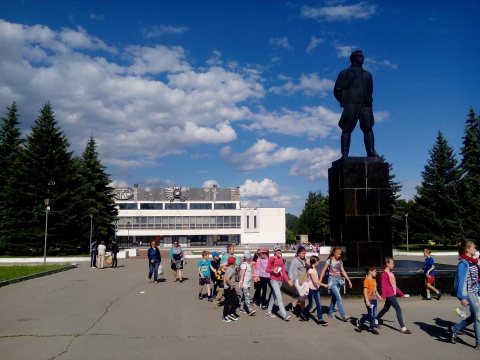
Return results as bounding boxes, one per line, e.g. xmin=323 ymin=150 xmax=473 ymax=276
xmin=240 ymin=262 xmax=252 ymax=288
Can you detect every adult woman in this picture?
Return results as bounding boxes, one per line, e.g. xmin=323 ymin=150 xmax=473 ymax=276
xmin=147 ymin=241 xmax=161 ymax=283
xmin=288 ymin=246 xmax=308 ymax=315
xmin=253 ymin=247 xmax=270 ymax=308
xmin=449 ymin=240 xmax=480 ymax=348
xmin=319 ymin=246 xmax=352 ymax=322
xmin=266 ymin=245 xmax=294 ymax=321
xmin=170 ymin=241 xmax=185 ymax=282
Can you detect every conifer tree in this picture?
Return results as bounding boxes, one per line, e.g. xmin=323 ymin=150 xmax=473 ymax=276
xmin=0 ymin=102 xmax=25 ymax=254
xmin=459 ymin=107 xmax=480 ymax=239
xmin=19 ymin=102 xmax=79 ymax=255
xmin=411 ymin=131 xmax=461 ymax=243
xmin=74 ymin=136 xmax=118 ymax=249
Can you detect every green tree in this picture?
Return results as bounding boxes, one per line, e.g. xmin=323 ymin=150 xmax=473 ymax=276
xmin=0 ymin=102 xmax=25 ymax=254
xmin=410 ymin=131 xmax=462 ymax=244
xmin=74 ymin=135 xmax=118 ymax=250
xmin=458 ymin=107 xmax=480 ymax=240
xmin=19 ymin=102 xmax=79 ymax=255
xmin=298 ymin=191 xmax=330 ymax=244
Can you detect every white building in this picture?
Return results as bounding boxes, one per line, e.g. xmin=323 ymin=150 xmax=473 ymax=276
xmin=113 ymin=185 xmax=286 ymax=248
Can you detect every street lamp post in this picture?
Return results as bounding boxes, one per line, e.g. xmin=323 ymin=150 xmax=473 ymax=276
xmin=114 ymin=217 xmax=119 ymax=240
xmin=89 ymin=214 xmax=93 ymax=253
xmin=405 ymin=213 xmax=409 ymax=252
xmin=43 ymin=198 xmax=50 ymax=265
xmin=127 ymin=221 xmax=131 ymax=248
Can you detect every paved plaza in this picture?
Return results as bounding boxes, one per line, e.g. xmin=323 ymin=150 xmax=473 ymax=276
xmin=1 ymin=253 xmax=479 ymax=360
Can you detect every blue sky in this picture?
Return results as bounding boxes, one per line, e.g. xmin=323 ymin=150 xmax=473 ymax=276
xmin=1 ymin=1 xmax=479 ymax=216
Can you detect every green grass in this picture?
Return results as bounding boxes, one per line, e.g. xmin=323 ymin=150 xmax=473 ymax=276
xmin=0 ymin=264 xmax=69 ymax=282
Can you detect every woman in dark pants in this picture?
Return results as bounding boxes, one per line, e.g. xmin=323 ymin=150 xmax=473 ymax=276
xmin=111 ymin=239 xmax=119 ymax=268
xmin=147 ymin=241 xmax=161 ymax=283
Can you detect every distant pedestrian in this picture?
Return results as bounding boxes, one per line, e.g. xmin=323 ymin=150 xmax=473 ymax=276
xmin=356 ymin=266 xmax=383 ymax=334
xmin=90 ymin=240 xmax=98 ymax=268
xmin=302 ymin=255 xmax=328 ymax=325
xmin=111 ymin=239 xmax=119 ymax=268
xmin=97 ymin=241 xmax=106 ymax=269
xmin=147 ymin=241 xmax=161 ymax=283
xmin=239 ymin=251 xmax=256 ymax=315
xmin=449 ymin=240 xmax=480 ymax=349
xmin=170 ymin=241 xmax=185 ymax=282
xmin=222 ymin=257 xmax=240 ymax=322
xmin=319 ymin=246 xmax=352 ymax=322
xmin=416 ymin=248 xmax=441 ymax=300
xmin=198 ymin=251 xmax=212 ymax=301
xmin=376 ymin=257 xmax=412 ymax=334
xmin=265 ymin=245 xmax=294 ymax=321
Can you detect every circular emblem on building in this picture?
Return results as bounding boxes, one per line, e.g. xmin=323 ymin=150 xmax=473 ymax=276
xmin=113 ymin=188 xmax=133 ymax=200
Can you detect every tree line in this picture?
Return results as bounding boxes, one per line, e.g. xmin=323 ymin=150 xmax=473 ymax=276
xmin=287 ymin=107 xmax=480 ymax=247
xmin=0 ymin=102 xmax=117 ymax=256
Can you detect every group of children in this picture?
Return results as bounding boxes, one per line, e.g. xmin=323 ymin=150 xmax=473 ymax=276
xmin=194 ymin=246 xmax=442 ymax=336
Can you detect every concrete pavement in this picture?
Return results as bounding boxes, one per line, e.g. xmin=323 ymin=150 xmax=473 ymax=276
xmin=0 ymin=254 xmax=479 ymax=360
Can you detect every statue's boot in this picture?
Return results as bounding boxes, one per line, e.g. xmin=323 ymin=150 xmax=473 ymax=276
xmin=341 ymin=133 xmax=350 ymax=157
xmin=364 ymin=131 xmax=378 ymax=157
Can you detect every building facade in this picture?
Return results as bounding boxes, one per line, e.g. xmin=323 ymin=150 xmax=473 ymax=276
xmin=113 ymin=185 xmax=286 ymax=248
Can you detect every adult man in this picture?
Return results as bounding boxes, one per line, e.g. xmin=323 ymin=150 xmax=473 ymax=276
xmin=333 ymin=50 xmax=377 ymax=157
xmin=90 ymin=239 xmax=98 ymax=268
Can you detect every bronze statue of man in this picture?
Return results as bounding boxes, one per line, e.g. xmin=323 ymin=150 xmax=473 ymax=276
xmin=334 ymin=50 xmax=377 ymax=157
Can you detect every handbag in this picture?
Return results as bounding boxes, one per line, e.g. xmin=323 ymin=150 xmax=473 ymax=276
xmin=158 ymin=263 xmax=164 ymax=276
xmin=105 ymin=256 xmax=112 ymax=266
xmin=298 ymin=271 xmax=309 ymax=286
xmin=322 ymin=259 xmax=331 ymax=284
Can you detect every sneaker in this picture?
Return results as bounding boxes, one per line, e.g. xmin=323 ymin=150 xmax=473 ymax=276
xmin=148 ymin=279 xmax=151 ymax=283
xmin=154 ymin=281 xmax=158 ymax=284
xmin=448 ymin=326 xmax=457 ymax=344
xmin=437 ymin=291 xmax=442 ymax=301
xmin=228 ymin=314 xmax=238 ymax=321
xmin=422 ymin=297 xmax=431 ymax=301
xmin=327 ymin=313 xmax=334 ymax=318
xmin=261 ymin=305 xmax=268 ymax=310
xmin=367 ymin=329 xmax=380 ymax=335
xmin=318 ymin=320 xmax=329 ymax=326
xmin=475 ymin=344 xmax=480 ymax=350
xmin=283 ymin=315 xmax=291 ymax=321
xmin=342 ymin=316 xmax=351 ymax=322
xmin=222 ymin=316 xmax=232 ymax=323
xmin=208 ymin=298 xmax=213 ymax=302
xmin=198 ymin=295 xmax=203 ymax=300
xmin=374 ymin=324 xmax=382 ymax=329
xmin=266 ymin=312 xmax=276 ymax=318
xmin=356 ymin=319 xmax=363 ymax=332
xmin=400 ymin=328 xmax=412 ymax=334
xmin=239 ymin=308 xmax=246 ymax=313
xmin=248 ymin=310 xmax=257 ymax=316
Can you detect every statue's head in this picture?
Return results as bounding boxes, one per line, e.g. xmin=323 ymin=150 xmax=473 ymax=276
xmin=350 ymin=50 xmax=364 ymax=65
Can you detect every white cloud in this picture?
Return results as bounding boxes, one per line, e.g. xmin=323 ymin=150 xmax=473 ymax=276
xmin=301 ymin=2 xmax=377 ymax=22
xmin=306 ymin=36 xmax=323 ymax=54
xmin=142 ymin=25 xmax=188 ymax=38
xmin=336 ymin=45 xmax=357 ymax=58
xmin=269 ymin=73 xmax=335 ymax=96
xmin=240 ymin=179 xmax=279 ymax=198
xmin=269 ymin=37 xmax=293 ymax=50
xmin=202 ymin=180 xmax=219 ymax=188
xmin=221 ymin=139 xmax=340 ymax=180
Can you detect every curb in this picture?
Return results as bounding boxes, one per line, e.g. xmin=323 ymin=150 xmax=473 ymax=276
xmin=0 ymin=264 xmax=77 ymax=287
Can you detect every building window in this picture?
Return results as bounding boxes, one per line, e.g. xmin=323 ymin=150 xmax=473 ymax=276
xmin=246 ymin=215 xmax=250 ymax=229
xmin=118 ymin=203 xmax=137 ymax=210
xmin=140 ymin=203 xmax=163 ymax=210
xmin=214 ymin=203 xmax=236 ymax=209
xmin=254 ymin=215 xmax=257 ymax=228
xmin=165 ymin=203 xmax=188 ymax=210
xmin=189 ymin=203 xmax=212 ymax=209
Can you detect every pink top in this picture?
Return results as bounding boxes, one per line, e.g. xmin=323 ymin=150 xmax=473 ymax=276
xmin=266 ymin=256 xmax=291 ymax=283
xmin=256 ymin=257 xmax=269 ymax=278
xmin=307 ymin=268 xmax=320 ymax=290
xmin=379 ymin=270 xmax=404 ymax=298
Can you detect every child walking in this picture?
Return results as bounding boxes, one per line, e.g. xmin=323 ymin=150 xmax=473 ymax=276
xmin=197 ymin=251 xmax=212 ymax=301
xmin=239 ymin=251 xmax=256 ymax=315
xmin=222 ymin=257 xmax=240 ymax=322
xmin=319 ymin=246 xmax=352 ymax=322
xmin=449 ymin=240 xmax=480 ymax=348
xmin=356 ymin=266 xmax=383 ymax=335
xmin=376 ymin=257 xmax=412 ymax=334
xmin=214 ymin=262 xmax=227 ymax=308
xmin=416 ymin=248 xmax=441 ymax=300
xmin=301 ymin=255 xmax=328 ymax=325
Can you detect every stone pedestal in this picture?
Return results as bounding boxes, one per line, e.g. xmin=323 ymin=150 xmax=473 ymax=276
xmin=328 ymin=157 xmax=393 ymax=267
